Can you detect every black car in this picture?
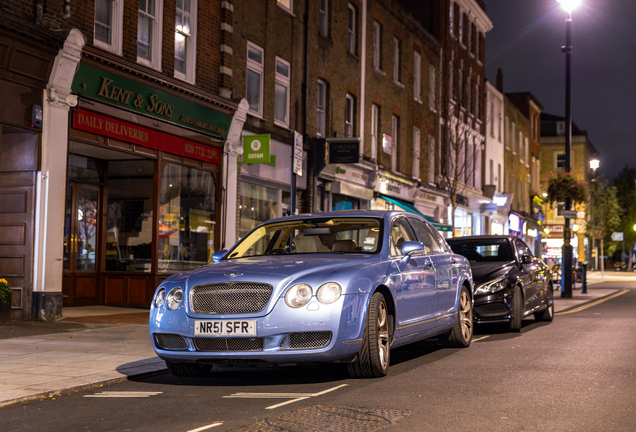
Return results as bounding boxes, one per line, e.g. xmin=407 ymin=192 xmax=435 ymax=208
xmin=446 ymin=235 xmax=553 ymax=332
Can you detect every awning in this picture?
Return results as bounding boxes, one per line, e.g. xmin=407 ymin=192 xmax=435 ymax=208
xmin=379 ymin=194 xmax=452 ymax=232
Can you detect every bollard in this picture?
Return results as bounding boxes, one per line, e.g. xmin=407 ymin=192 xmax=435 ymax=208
xmin=581 ymin=263 xmax=587 ymax=294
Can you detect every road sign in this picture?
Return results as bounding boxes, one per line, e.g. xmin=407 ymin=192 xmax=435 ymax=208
xmin=611 ymin=232 xmax=624 ymax=241
xmin=293 ymin=131 xmax=303 ymax=176
xmin=563 ymin=210 xmax=577 ymax=219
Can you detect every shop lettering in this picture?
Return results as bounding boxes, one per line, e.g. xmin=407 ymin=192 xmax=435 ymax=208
xmin=105 ymin=121 xmax=149 ymax=142
xmin=180 ymin=115 xmax=224 ymax=135
xmin=184 ymin=142 xmax=217 ymax=160
xmin=96 ymin=77 xmax=174 ymax=119
xmin=97 ymin=77 xmax=134 ymax=105
xmin=248 ymin=153 xmax=264 ymax=160
xmin=76 ymin=112 xmax=104 ymax=130
xmin=146 ymin=94 xmax=174 ymax=118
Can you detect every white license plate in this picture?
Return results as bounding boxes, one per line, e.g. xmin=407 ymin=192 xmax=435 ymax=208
xmin=194 ymin=320 xmax=256 ymax=336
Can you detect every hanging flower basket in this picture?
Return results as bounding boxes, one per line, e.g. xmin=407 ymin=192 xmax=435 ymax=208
xmin=545 ymin=171 xmax=587 ymax=204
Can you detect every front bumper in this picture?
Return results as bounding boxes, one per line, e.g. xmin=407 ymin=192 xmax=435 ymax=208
xmin=473 ymin=291 xmax=512 ymax=324
xmin=149 ymin=293 xmax=369 ymax=365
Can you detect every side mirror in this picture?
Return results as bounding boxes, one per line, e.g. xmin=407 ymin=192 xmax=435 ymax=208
xmin=399 ymin=241 xmax=425 ymax=265
xmin=212 ymin=249 xmax=228 ymax=263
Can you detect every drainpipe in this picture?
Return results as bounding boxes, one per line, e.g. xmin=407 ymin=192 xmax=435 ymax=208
xmin=359 ymin=0 xmax=367 ymax=157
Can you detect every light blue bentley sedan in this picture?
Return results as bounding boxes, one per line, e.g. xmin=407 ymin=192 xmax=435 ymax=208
xmin=149 ymin=210 xmax=474 ymax=378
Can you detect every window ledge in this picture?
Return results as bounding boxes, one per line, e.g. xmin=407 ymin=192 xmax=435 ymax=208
xmin=373 ymin=67 xmax=386 ymax=77
xmin=276 ymin=3 xmax=295 ymax=17
xmin=274 ymin=120 xmax=292 ymax=131
xmin=393 ymin=80 xmax=404 ymax=89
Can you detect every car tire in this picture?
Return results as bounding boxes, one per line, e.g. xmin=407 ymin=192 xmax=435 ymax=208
xmin=347 ymin=292 xmax=391 ymax=378
xmin=439 ymin=285 xmax=473 ymax=348
xmin=508 ymin=285 xmax=523 ymax=332
xmin=534 ymin=284 xmax=554 ymax=322
xmin=165 ymin=361 xmax=211 ymax=377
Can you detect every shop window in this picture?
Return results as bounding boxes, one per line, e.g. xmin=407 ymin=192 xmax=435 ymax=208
xmin=105 ymin=160 xmax=155 ymax=272
xmin=175 ymin=0 xmax=197 ymax=83
xmin=332 ymin=195 xmax=359 ymax=211
xmin=275 ymin=57 xmax=291 ymax=127
xmin=246 ymin=42 xmax=264 ymax=116
xmin=238 ymin=182 xmax=280 ymax=244
xmin=94 ymin=0 xmax=123 ymax=55
xmin=158 ymin=163 xmax=216 ymax=272
xmin=137 ymin=0 xmax=163 ymax=70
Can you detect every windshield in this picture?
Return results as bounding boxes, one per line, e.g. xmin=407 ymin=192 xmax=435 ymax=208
xmin=225 ymin=217 xmax=383 ymax=259
xmin=448 ymin=239 xmax=513 ymax=262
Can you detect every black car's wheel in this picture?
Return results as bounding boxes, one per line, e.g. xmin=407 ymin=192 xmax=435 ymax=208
xmin=348 ymin=292 xmax=391 ymax=378
xmin=534 ymin=283 xmax=554 ymax=322
xmin=165 ymin=361 xmax=211 ymax=377
xmin=439 ymin=285 xmax=473 ymax=348
xmin=508 ymin=285 xmax=523 ymax=332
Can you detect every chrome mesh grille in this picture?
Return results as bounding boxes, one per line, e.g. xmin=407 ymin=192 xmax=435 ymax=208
xmin=193 ymin=337 xmax=264 ymax=351
xmin=190 ymin=283 xmax=273 ymax=314
xmin=279 ymin=332 xmax=332 ymax=350
xmin=155 ymin=333 xmax=188 ymax=350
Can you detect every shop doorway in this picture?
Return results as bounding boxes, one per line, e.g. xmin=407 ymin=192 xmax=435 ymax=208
xmin=62 ymin=183 xmax=101 ymax=307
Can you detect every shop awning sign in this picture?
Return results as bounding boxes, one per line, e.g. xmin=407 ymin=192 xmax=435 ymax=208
xmin=242 ymin=134 xmax=275 ymax=166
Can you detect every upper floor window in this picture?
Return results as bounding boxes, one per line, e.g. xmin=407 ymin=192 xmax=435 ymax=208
xmin=393 ymin=37 xmax=401 ymax=83
xmin=428 ymin=65 xmax=436 ymax=110
xmin=474 ymin=83 xmax=479 ymax=118
xmin=373 ymin=21 xmax=382 ymax=70
xmin=137 ymin=0 xmax=163 ymax=69
xmin=347 ymin=3 xmax=357 ymax=55
xmin=412 ymin=127 xmax=420 ymax=180
xmin=489 ymin=102 xmax=495 ymax=137
xmin=275 ymin=57 xmax=291 ymax=127
xmin=428 ymin=135 xmax=436 ymax=185
xmin=345 ymin=94 xmax=355 ymax=137
xmin=458 ymin=11 xmax=464 ymax=44
xmin=371 ymin=103 xmax=380 ymax=160
xmin=413 ymin=51 xmax=421 ymax=101
xmin=556 ymin=152 xmax=566 ymax=169
xmin=518 ymin=131 xmax=523 ymax=162
xmin=467 ymin=22 xmax=473 ymax=52
xmin=317 ymin=80 xmax=327 ymax=137
xmin=448 ymin=61 xmax=454 ymax=100
xmin=277 ymin=0 xmax=292 ymax=13
xmin=246 ymin=42 xmax=264 ymax=116
xmin=391 ymin=114 xmax=399 ymax=171
xmin=449 ymin=1 xmax=454 ymax=36
xmin=94 ymin=0 xmax=123 ymax=55
xmin=175 ymin=0 xmax=197 ymax=83
xmin=319 ymin=0 xmax=329 ymax=37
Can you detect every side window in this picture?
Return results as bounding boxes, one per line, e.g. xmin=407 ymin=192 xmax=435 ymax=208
xmin=409 ymin=218 xmax=443 ymax=254
xmin=514 ymin=239 xmax=532 ymax=260
xmin=390 ymin=218 xmax=417 ymax=257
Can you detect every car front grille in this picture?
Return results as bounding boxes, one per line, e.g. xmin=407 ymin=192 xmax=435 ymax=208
xmin=155 ymin=333 xmax=188 ymax=350
xmin=475 ymin=303 xmax=510 ymax=318
xmin=193 ymin=337 xmax=264 ymax=352
xmin=190 ymin=282 xmax=273 ymax=314
xmin=279 ymin=331 xmax=332 ymax=350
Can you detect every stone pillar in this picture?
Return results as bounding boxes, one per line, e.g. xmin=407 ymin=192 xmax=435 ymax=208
xmin=33 ymin=29 xmax=85 ymax=319
xmin=222 ymin=98 xmax=249 ymax=250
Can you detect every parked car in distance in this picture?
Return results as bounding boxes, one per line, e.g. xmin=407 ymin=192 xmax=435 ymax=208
xmin=150 ymin=210 xmax=474 ymax=378
xmin=446 ymin=235 xmax=553 ymax=332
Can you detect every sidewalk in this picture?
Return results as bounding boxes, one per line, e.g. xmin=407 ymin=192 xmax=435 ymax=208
xmin=0 ymin=278 xmax=629 ymax=408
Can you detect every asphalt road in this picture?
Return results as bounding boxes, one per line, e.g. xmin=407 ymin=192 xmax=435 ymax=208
xmin=3 ymin=281 xmax=635 ymax=432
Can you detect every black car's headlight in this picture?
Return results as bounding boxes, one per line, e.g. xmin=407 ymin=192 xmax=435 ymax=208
xmin=317 ymin=282 xmax=342 ymax=304
xmin=475 ymin=276 xmax=507 ymax=295
xmin=166 ymin=287 xmax=183 ymax=311
xmin=153 ymin=288 xmax=166 ymax=308
xmin=285 ymin=283 xmax=313 ymax=308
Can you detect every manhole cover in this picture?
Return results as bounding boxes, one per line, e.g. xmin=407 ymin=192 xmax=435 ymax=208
xmin=230 ymin=405 xmax=413 ymax=432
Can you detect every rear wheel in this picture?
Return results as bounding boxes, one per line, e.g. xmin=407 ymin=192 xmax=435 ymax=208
xmin=165 ymin=361 xmax=211 ymax=377
xmin=439 ymin=286 xmax=473 ymax=348
xmin=534 ymin=284 xmax=554 ymax=322
xmin=348 ymin=292 xmax=391 ymax=378
xmin=508 ymin=285 xmax=523 ymax=332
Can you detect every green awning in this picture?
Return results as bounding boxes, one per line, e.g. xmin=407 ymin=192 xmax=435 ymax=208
xmin=379 ymin=194 xmax=452 ymax=232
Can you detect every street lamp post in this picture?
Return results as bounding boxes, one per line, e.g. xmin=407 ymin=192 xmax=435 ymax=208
xmin=558 ymin=0 xmax=580 ymax=298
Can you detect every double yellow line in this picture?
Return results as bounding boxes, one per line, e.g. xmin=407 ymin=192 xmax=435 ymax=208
xmin=556 ymin=289 xmax=630 ymax=315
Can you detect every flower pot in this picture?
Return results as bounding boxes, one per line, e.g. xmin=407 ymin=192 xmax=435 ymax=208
xmin=0 ymin=293 xmax=12 ymax=322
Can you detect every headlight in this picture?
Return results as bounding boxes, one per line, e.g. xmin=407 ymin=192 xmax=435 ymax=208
xmin=285 ymin=283 xmax=313 ymax=308
xmin=475 ymin=276 xmax=507 ymax=295
xmin=317 ymin=282 xmax=341 ymax=304
xmin=166 ymin=287 xmax=183 ymax=311
xmin=154 ymin=288 xmax=166 ymax=308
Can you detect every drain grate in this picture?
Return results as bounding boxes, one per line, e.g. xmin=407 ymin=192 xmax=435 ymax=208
xmin=229 ymin=405 xmax=413 ymax=432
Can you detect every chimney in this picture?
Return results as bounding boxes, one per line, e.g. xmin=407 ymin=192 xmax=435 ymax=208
xmin=496 ymin=68 xmax=504 ymax=92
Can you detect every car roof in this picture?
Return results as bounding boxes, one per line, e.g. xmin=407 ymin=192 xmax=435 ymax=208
xmin=264 ymin=209 xmax=416 ymax=225
xmin=446 ymin=235 xmax=515 ymax=242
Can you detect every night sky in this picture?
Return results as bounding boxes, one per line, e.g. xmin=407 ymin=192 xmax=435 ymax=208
xmin=483 ymin=0 xmax=636 ymax=180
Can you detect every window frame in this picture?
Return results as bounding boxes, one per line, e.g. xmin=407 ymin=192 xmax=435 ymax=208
xmin=371 ymin=103 xmax=380 ymax=160
xmin=317 ymin=79 xmax=327 ymax=137
xmin=392 ymin=37 xmax=401 ymax=84
xmin=174 ymin=0 xmax=197 ymax=83
xmin=428 ymin=135 xmax=436 ymax=185
xmin=412 ymin=126 xmax=420 ymax=180
xmin=413 ymin=51 xmax=421 ymax=102
xmin=319 ymin=0 xmax=329 ymax=37
xmin=347 ymin=3 xmax=357 ymax=55
xmin=277 ymin=0 xmax=293 ymax=13
xmin=246 ymin=41 xmax=265 ymax=117
xmin=137 ymin=0 xmax=163 ymax=70
xmin=94 ymin=0 xmax=124 ymax=55
xmin=274 ymin=56 xmax=291 ymax=127
xmin=391 ymin=114 xmax=399 ymax=171
xmin=429 ymin=64 xmax=437 ymax=110
xmin=345 ymin=93 xmax=355 ymax=137
xmin=373 ymin=21 xmax=382 ymax=70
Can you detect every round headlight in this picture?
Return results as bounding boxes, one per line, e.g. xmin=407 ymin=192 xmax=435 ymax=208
xmin=166 ymin=287 xmax=183 ymax=311
xmin=317 ymin=282 xmax=342 ymax=304
xmin=154 ymin=288 xmax=166 ymax=308
xmin=285 ymin=283 xmax=313 ymax=308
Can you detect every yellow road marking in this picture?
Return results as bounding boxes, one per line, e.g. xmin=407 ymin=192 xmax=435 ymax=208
xmin=472 ymin=336 xmax=490 ymax=342
xmin=556 ymin=289 xmax=630 ymax=315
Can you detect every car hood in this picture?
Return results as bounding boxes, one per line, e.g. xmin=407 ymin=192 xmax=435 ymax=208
xmin=184 ymin=254 xmax=381 ymax=289
xmin=470 ymin=261 xmax=516 ymax=286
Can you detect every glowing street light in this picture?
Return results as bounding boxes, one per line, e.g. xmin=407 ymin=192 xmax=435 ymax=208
xmin=558 ymin=0 xmax=581 ymax=13
xmin=589 ymin=159 xmax=600 ymax=171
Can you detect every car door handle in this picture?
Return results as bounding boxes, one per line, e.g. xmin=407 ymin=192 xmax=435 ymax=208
xmin=425 ymin=260 xmax=433 ymax=268
xmin=450 ymin=257 xmax=457 ymax=265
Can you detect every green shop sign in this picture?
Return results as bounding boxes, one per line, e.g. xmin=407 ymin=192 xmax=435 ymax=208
xmin=242 ymin=134 xmax=275 ymax=166
xmin=72 ymin=63 xmax=232 ymax=139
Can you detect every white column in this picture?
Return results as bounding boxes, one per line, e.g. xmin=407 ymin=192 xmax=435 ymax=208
xmin=33 ymin=29 xmax=85 ymax=317
xmin=221 ymin=98 xmax=249 ymax=250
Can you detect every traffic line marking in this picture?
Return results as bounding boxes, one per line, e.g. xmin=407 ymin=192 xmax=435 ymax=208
xmin=187 ymin=422 xmax=223 ymax=432
xmin=556 ymin=289 xmax=630 ymax=315
xmin=84 ymin=391 xmax=163 ymax=398
xmin=223 ymin=384 xmax=348 ymax=410
xmin=472 ymin=336 xmax=490 ymax=342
